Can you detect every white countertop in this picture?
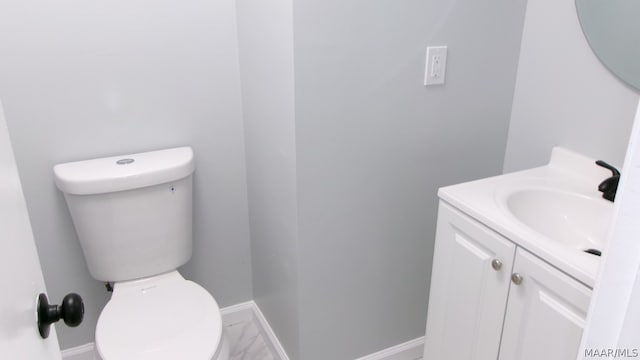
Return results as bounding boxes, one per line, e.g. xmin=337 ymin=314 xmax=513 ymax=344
xmin=438 ymin=147 xmax=615 ymax=288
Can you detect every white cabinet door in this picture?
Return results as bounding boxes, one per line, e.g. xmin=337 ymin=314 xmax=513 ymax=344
xmin=424 ymin=203 xmax=516 ymax=360
xmin=498 ymin=248 xmax=591 ymax=360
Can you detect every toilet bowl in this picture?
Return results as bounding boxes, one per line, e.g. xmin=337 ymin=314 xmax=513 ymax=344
xmin=95 ymin=271 xmax=228 ymax=360
xmin=54 ymin=147 xmax=228 ymax=359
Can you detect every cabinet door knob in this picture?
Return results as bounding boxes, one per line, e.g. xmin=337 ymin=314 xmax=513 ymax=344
xmin=511 ymin=273 xmax=523 ymax=285
xmin=491 ymin=259 xmax=503 ymax=271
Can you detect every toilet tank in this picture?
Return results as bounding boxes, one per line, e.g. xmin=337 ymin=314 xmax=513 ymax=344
xmin=54 ymin=147 xmax=195 ymax=282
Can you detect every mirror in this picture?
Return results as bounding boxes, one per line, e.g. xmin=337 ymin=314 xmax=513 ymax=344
xmin=575 ymin=0 xmax=640 ymax=90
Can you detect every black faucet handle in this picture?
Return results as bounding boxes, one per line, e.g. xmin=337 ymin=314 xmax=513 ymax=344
xmin=595 ymin=160 xmax=621 ymax=202
xmin=596 ymin=160 xmax=621 ymax=176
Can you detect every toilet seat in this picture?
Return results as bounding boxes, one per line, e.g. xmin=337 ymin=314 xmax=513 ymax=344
xmin=96 ymin=271 xmax=223 ymax=360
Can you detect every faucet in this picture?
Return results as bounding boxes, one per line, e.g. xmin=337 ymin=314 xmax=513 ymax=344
xmin=595 ymin=160 xmax=620 ymax=202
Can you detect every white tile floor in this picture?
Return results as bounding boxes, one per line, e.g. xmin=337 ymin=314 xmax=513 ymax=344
xmin=222 ymin=312 xmax=423 ymax=360
xmin=225 ymin=316 xmax=276 ymax=360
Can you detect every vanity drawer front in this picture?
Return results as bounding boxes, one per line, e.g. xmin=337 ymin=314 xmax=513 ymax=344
xmin=424 ymin=202 xmax=516 ymax=360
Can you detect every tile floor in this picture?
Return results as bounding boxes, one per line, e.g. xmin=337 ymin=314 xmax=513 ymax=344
xmin=225 ymin=316 xmax=276 ymax=360
xmin=223 ymin=314 xmax=423 ymax=360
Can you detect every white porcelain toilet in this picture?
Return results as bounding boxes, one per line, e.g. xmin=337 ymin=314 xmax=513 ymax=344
xmin=54 ymin=146 xmax=229 ymax=360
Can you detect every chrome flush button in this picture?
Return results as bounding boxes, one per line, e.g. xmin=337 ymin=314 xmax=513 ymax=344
xmin=116 ymin=158 xmax=135 ymax=165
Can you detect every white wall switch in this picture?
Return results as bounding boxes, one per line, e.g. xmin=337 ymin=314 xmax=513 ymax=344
xmin=424 ymin=46 xmax=448 ymax=86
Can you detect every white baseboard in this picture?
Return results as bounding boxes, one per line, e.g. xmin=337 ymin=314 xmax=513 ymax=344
xmin=220 ymin=300 xmax=256 ymax=325
xmin=61 ymin=343 xmax=95 ymax=360
xmin=355 ymin=336 xmax=425 ymax=360
xmin=249 ymin=301 xmax=290 ymax=360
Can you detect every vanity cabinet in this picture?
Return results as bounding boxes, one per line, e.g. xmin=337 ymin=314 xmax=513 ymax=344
xmin=424 ymin=202 xmax=592 ymax=360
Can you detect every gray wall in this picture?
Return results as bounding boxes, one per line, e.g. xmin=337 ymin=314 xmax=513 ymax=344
xmin=503 ymin=0 xmax=639 ymax=172
xmin=235 ymin=0 xmax=528 ymax=358
xmin=293 ymin=0 xmax=527 ymax=358
xmin=0 ymin=0 xmax=533 ymax=356
xmin=0 ymin=0 xmax=252 ymax=350
xmin=235 ymin=0 xmax=301 ymax=358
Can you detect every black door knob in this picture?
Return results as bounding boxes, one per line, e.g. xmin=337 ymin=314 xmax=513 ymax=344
xmin=37 ymin=292 xmax=84 ymax=339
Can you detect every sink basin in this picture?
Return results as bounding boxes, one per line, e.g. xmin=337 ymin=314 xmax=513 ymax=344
xmin=505 ymin=188 xmax=612 ymax=252
xmin=439 ymin=147 xmax=615 ymax=286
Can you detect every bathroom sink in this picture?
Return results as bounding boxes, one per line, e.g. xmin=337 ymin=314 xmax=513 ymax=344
xmin=504 ymin=188 xmax=612 ymax=252
xmin=439 ymin=147 xmax=616 ymax=286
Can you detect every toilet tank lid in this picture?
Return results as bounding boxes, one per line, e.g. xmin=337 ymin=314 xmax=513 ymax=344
xmin=53 ymin=147 xmax=195 ymax=195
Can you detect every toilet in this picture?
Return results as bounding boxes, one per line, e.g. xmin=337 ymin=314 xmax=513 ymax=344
xmin=54 ymin=147 xmax=229 ymax=360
